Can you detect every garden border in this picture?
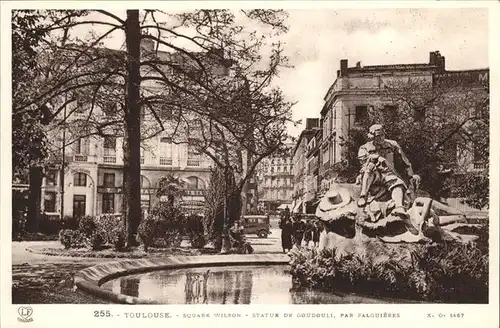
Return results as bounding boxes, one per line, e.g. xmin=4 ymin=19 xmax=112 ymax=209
xmin=25 ymin=245 xmax=201 ymax=259
xmin=74 ymin=254 xmax=290 ymax=304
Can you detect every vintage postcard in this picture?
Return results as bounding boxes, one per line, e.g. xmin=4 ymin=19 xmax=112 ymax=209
xmin=1 ymin=1 xmax=498 ymax=328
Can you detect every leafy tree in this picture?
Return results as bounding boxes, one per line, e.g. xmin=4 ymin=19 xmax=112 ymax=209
xmin=156 ymin=175 xmax=186 ymax=208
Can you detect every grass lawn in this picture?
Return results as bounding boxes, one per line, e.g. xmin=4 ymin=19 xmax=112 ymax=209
xmin=12 ymin=263 xmax=108 ymax=304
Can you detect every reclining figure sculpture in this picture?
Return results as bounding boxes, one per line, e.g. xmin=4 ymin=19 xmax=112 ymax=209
xmin=315 ymin=124 xmax=473 ymax=245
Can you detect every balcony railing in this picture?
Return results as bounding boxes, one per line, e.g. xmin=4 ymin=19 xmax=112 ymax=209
xmin=473 ymin=161 xmax=487 ymax=170
xmin=73 ymin=154 xmax=88 ymax=162
xmin=185 ymin=189 xmax=205 ymax=196
xmin=187 ymin=159 xmax=200 ymax=167
xmin=103 ymin=156 xmax=116 ymax=163
xmin=159 ymin=157 xmax=172 ymax=166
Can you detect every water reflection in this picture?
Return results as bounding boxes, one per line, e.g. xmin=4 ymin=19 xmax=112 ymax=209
xmin=101 ymin=265 xmax=404 ymax=304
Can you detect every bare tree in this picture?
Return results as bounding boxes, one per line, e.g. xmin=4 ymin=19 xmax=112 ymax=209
xmin=366 ymin=75 xmax=489 ymax=202
xmin=13 ymin=9 xmax=295 ymax=244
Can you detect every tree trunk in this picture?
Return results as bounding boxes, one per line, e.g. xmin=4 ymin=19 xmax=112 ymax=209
xmin=26 ymin=167 xmax=43 ymax=232
xmin=122 ymin=10 xmax=142 ymax=247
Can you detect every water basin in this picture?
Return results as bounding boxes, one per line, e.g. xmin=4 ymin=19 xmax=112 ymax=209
xmin=100 ymin=265 xmax=415 ymax=304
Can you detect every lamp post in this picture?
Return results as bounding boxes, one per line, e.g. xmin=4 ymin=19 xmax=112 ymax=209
xmin=60 ymin=97 xmax=67 ymax=219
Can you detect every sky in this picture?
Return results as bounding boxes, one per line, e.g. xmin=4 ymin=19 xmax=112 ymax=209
xmin=72 ymin=8 xmax=489 ymax=137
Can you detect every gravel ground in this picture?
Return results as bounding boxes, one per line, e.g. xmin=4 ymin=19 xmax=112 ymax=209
xmin=11 ymin=229 xmax=284 ymax=304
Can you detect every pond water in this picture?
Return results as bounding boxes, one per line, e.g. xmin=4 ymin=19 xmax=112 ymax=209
xmin=101 ymin=265 xmax=409 ymax=304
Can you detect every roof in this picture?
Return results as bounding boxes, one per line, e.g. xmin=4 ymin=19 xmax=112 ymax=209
xmin=292 ymin=127 xmax=321 ymax=157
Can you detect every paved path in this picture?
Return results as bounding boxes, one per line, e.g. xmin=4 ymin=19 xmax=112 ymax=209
xmin=11 ymin=229 xmax=285 ymax=304
xmin=246 ymin=228 xmax=282 ymax=254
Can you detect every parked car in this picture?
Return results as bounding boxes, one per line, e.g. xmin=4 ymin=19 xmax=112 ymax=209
xmin=241 ymin=215 xmax=271 ymax=238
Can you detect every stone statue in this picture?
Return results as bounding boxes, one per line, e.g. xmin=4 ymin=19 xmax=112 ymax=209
xmin=356 ymin=124 xmax=421 ymax=216
xmin=313 ymin=123 xmax=480 ymax=252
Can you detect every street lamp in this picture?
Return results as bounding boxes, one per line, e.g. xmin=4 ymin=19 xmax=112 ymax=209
xmin=60 ymin=96 xmax=68 ymax=219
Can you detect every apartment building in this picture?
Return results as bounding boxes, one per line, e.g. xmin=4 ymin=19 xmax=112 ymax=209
xmin=37 ymin=40 xmax=235 ymax=219
xmin=291 ymin=118 xmax=321 ymax=213
xmin=255 ymin=143 xmax=294 ymax=211
xmin=318 ymin=51 xmax=488 ymax=186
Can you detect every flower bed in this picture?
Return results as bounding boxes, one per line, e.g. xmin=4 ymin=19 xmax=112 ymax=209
xmin=26 ymin=245 xmax=208 ymax=258
xmin=289 ymin=224 xmax=489 ymax=303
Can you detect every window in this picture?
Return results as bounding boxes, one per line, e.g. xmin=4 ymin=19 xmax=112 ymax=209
xmin=187 ymin=144 xmax=200 ymax=158
xmin=383 ymin=105 xmax=398 ymax=120
xmin=103 ymin=173 xmax=115 ymax=187
xmin=74 ymin=139 xmax=82 ymax=154
xmin=102 ymin=103 xmax=117 ymax=116
xmin=45 ymin=170 xmax=57 ymax=186
xmin=186 ymin=176 xmax=204 ymax=190
xmin=44 ymin=192 xmax=56 ymax=212
xmin=474 ymin=104 xmax=487 ymax=119
xmin=74 ymin=173 xmax=87 ymax=187
xmin=355 ymin=105 xmax=368 ymax=123
xmin=473 ymin=138 xmax=486 ymax=164
xmin=102 ymin=193 xmax=115 ymax=214
xmin=74 ymin=138 xmax=89 ymax=155
xmin=104 ymin=136 xmax=116 ymax=155
xmin=73 ymin=195 xmax=86 ymax=217
xmin=413 ymin=107 xmax=426 ymax=122
xmin=160 ymin=137 xmax=173 ymax=158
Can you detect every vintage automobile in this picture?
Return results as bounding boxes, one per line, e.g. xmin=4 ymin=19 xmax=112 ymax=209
xmin=241 ymin=215 xmax=272 ymax=238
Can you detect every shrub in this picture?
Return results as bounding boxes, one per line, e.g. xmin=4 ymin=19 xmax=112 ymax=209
xmin=186 ymin=214 xmax=205 ymax=249
xmin=94 ymin=214 xmax=122 ymax=245
xmin=111 ymin=225 xmax=126 ymax=251
xmin=12 ymin=212 xmax=27 ymax=240
xmin=89 ymin=232 xmax=105 ymax=251
xmin=39 ymin=213 xmax=64 ymax=235
xmin=58 ymin=229 xmax=88 ymax=249
xmin=62 ymin=215 xmax=79 ymax=230
xmin=138 ymin=218 xmax=168 ymax=251
xmin=78 ymin=215 xmax=97 ymax=238
xmin=289 ymin=230 xmax=489 ymax=303
xmin=138 ymin=203 xmax=186 ymax=250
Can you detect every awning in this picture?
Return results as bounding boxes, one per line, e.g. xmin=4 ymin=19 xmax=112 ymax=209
xmin=277 ymin=204 xmax=289 ymax=210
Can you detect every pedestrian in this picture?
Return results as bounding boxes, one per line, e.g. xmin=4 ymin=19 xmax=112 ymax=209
xmin=303 ymin=219 xmax=313 ymax=248
xmin=279 ymin=217 xmax=293 ymax=253
xmin=312 ymin=220 xmax=321 ymax=248
xmin=292 ymin=215 xmax=305 ymax=248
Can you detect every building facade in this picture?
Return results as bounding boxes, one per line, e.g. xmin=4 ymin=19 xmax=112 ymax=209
xmin=255 ymin=143 xmax=294 ymax=212
xmin=292 ymin=118 xmax=321 ymax=213
xmin=40 ymin=131 xmax=214 ymax=219
xmin=295 ymin=50 xmax=489 ymax=214
xmin=36 ymin=40 xmax=238 ymax=219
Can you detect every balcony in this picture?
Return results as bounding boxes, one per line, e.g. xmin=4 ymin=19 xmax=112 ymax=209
xmin=185 ymin=189 xmax=205 ymax=196
xmin=473 ymin=161 xmax=487 ymax=170
xmin=159 ymin=157 xmax=172 ymax=166
xmin=73 ymin=154 xmax=88 ymax=162
xmin=187 ymin=159 xmax=200 ymax=167
xmin=103 ymin=156 xmax=116 ymax=164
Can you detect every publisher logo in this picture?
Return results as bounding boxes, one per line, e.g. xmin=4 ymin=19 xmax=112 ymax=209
xmin=17 ymin=306 xmax=33 ymax=323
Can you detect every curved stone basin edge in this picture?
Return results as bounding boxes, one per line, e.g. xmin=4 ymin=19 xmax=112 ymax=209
xmin=74 ymin=253 xmax=291 ymax=304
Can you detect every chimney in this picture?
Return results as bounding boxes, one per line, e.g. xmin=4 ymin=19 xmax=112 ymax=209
xmin=140 ymin=38 xmax=155 ymax=55
xmin=356 ymin=61 xmax=361 ymax=68
xmin=306 ymin=118 xmax=319 ymax=130
xmin=438 ymin=55 xmax=446 ymax=72
xmin=340 ymin=59 xmax=348 ymax=77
